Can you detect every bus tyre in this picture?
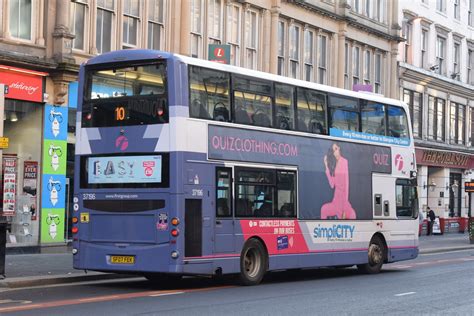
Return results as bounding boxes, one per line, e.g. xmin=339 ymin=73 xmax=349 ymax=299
xmin=239 ymin=239 xmax=267 ymax=286
xmin=357 ymin=236 xmax=385 ymax=274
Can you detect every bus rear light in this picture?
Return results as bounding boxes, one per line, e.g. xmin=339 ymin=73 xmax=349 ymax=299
xmin=72 ymin=217 xmax=78 ymax=224
xmin=72 ymin=227 xmax=79 ymax=234
xmin=171 ymin=229 xmax=179 ymax=237
xmin=171 ymin=251 xmax=179 ymax=259
xmin=157 ymin=105 xmax=164 ymax=117
xmin=171 ymin=217 xmax=180 ymax=226
xmin=86 ymin=113 xmax=92 ymax=120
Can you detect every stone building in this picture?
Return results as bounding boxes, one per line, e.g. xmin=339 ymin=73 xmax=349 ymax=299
xmin=0 ymin=0 xmax=401 ymax=248
xmin=398 ymin=0 xmax=474 ymax=232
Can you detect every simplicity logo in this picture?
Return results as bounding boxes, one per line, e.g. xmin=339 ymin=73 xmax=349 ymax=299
xmin=394 ymin=154 xmax=404 ymax=171
xmin=313 ymin=224 xmax=355 ymax=241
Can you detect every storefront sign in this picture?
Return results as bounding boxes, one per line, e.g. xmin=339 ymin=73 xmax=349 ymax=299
xmin=0 ymin=137 xmax=9 ymax=148
xmin=208 ymin=44 xmax=231 ymax=64
xmin=0 ymin=66 xmax=46 ymax=103
xmin=2 ymin=156 xmax=18 ymax=216
xmin=416 ymin=149 xmax=474 ymax=169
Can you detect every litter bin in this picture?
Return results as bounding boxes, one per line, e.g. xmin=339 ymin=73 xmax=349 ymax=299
xmin=0 ymin=218 xmax=6 ymax=277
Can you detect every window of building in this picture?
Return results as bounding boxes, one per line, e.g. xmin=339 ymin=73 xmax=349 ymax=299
xmin=453 ymin=43 xmax=460 ymax=80
xmin=470 ymin=110 xmax=474 ymax=146
xmin=216 ymin=168 xmax=232 ymax=217
xmin=234 ymin=168 xmax=296 ymax=218
xmin=329 ymin=96 xmax=359 ymax=132
xmin=353 ymin=0 xmax=361 ymax=13
xmin=454 ymin=0 xmax=460 ymax=20
xmin=468 ymin=48 xmax=474 ymax=85
xmin=275 ymin=84 xmax=295 ymax=130
xmin=374 ymin=53 xmax=382 ymax=93
xmin=278 ymin=21 xmax=286 ymax=76
xmin=374 ymin=0 xmax=384 ymax=23
xmin=70 ymin=0 xmax=88 ymax=50
xmin=470 ymin=0 xmax=474 ymax=26
xmin=428 ymin=96 xmax=445 ymax=141
xmin=9 ymin=0 xmax=32 ymax=40
xmin=318 ymin=34 xmax=327 ymax=84
xmin=245 ymin=9 xmax=258 ymax=70
xmin=353 ymin=46 xmax=360 ymax=85
xmin=436 ymin=36 xmax=446 ymax=75
xmin=421 ymin=29 xmax=428 ymax=69
xmin=208 ymin=0 xmax=223 ymax=44
xmin=189 ymin=66 xmax=231 ymax=122
xmin=289 ymin=24 xmax=300 ymax=79
xmin=304 ymin=29 xmax=314 ymax=82
xmin=296 ymin=88 xmax=326 ymax=134
xmin=123 ymin=0 xmax=140 ymax=48
xmin=191 ymin=0 xmax=203 ymax=58
xmin=436 ymin=0 xmax=445 ymax=12
xmin=403 ymin=89 xmax=422 ymax=138
xmin=96 ymin=0 xmax=115 ymax=54
xmin=365 ymin=0 xmax=372 ymax=18
xmin=403 ymin=20 xmax=412 ymax=63
xmin=361 ymin=101 xmax=385 ymax=135
xmin=364 ymin=50 xmax=371 ymax=85
xmin=344 ymin=43 xmax=350 ymax=89
xmin=148 ymin=0 xmax=165 ymax=50
xmin=227 ymin=4 xmax=241 ymax=66
xmin=450 ymin=102 xmax=465 ymax=145
xmin=233 ymin=76 xmax=272 ymax=128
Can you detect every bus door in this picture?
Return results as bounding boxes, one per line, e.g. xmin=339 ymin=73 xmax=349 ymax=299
xmin=214 ymin=167 xmax=235 ymax=253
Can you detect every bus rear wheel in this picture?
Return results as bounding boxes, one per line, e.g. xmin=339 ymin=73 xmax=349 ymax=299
xmin=239 ymin=239 xmax=267 ymax=286
xmin=357 ymin=236 xmax=385 ymax=274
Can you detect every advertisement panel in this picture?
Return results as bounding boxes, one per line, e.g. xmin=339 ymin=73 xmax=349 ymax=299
xmin=2 ymin=156 xmax=18 ymax=216
xmin=208 ymin=125 xmax=392 ymax=220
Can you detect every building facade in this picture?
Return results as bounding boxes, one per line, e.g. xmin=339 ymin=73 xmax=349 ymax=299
xmin=0 ymin=0 xmax=401 ymax=248
xmin=398 ymin=0 xmax=474 ymax=232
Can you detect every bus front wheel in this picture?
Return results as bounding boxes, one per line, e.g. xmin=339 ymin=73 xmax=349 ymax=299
xmin=357 ymin=236 xmax=385 ymax=274
xmin=239 ymin=239 xmax=267 ymax=286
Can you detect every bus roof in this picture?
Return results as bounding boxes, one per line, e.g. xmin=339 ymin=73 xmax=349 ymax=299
xmin=84 ymin=49 xmax=407 ymax=111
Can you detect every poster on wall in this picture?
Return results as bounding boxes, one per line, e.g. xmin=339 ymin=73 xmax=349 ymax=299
xmin=2 ymin=156 xmax=18 ymax=216
xmin=41 ymin=104 xmax=68 ymax=244
xmin=23 ymin=161 xmax=38 ymax=220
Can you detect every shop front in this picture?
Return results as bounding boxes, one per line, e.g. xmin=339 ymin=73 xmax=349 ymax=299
xmin=416 ymin=148 xmax=474 ymax=234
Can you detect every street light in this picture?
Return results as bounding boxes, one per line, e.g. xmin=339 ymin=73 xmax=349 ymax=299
xmin=424 ymin=180 xmax=437 ymax=191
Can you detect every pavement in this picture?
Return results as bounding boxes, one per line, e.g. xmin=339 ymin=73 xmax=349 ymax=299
xmin=1 ymin=232 xmax=473 ymax=289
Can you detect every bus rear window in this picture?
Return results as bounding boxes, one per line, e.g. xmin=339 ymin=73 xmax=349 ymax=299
xmin=82 ymin=62 xmax=168 ymax=127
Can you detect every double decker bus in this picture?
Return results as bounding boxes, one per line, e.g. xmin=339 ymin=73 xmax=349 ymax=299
xmin=73 ymin=49 xmax=419 ymax=285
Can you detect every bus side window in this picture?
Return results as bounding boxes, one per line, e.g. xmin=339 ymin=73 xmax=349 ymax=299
xmin=296 ymin=88 xmax=327 ymax=134
xmin=277 ymin=171 xmax=296 ymax=218
xmin=216 ymin=168 xmax=232 ymax=217
xmin=275 ymin=84 xmax=295 ymax=130
xmin=329 ymin=96 xmax=359 ymax=132
xmin=387 ymin=106 xmax=409 ymax=138
xmin=361 ymin=101 xmax=385 ymax=135
xmin=189 ymin=66 xmax=231 ymax=121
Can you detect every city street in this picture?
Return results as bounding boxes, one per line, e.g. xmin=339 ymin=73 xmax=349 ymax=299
xmin=1 ymin=249 xmax=473 ymax=315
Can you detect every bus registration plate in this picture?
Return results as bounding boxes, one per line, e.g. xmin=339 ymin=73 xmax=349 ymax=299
xmin=110 ymin=255 xmax=135 ymax=264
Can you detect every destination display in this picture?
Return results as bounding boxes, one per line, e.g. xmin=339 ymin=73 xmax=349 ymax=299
xmin=87 ymin=155 xmax=162 ymax=184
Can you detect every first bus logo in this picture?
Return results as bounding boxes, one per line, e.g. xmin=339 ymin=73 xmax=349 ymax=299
xmin=115 ymin=135 xmax=129 ymax=151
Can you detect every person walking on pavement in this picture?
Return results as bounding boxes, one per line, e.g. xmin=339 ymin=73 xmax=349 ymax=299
xmin=427 ymin=207 xmax=436 ymax=235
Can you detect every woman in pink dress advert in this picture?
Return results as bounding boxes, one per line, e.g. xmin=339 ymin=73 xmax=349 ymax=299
xmin=321 ymin=143 xmax=356 ymax=219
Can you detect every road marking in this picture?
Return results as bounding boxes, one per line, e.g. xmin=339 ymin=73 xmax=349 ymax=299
xmin=149 ymin=291 xmax=184 ymax=297
xmin=395 ymin=292 xmax=416 ymax=297
xmin=0 ymin=285 xmax=234 ymax=313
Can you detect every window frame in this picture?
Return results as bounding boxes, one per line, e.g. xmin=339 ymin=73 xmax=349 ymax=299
xmin=227 ymin=3 xmax=242 ymax=66
xmin=122 ymin=0 xmax=140 ymax=48
xmin=147 ymin=0 xmax=166 ymax=50
xmin=244 ymin=8 xmax=259 ymax=70
xmin=317 ymin=34 xmax=328 ymax=84
xmin=191 ymin=0 xmax=204 ymax=58
xmin=96 ymin=0 xmax=115 ymax=54
xmin=70 ymin=0 xmax=89 ymax=51
xmin=289 ymin=24 xmax=301 ymax=79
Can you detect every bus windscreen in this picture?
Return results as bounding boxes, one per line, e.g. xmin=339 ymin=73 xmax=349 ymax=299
xmin=82 ymin=62 xmax=168 ymax=127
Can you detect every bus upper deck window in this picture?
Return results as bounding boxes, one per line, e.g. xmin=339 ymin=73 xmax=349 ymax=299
xmin=387 ymin=106 xmax=409 ymax=138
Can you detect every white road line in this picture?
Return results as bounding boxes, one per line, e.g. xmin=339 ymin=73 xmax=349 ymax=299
xmin=395 ymin=292 xmax=416 ymax=297
xmin=149 ymin=292 xmax=184 ymax=297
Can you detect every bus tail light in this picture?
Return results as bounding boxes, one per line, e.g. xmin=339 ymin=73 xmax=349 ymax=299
xmin=171 ymin=228 xmax=179 ymax=237
xmin=171 ymin=217 xmax=180 ymax=226
xmin=72 ymin=227 xmax=79 ymax=234
xmin=72 ymin=217 xmax=78 ymax=224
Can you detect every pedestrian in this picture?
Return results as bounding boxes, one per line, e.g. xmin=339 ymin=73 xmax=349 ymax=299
xmin=427 ymin=207 xmax=436 ymax=235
